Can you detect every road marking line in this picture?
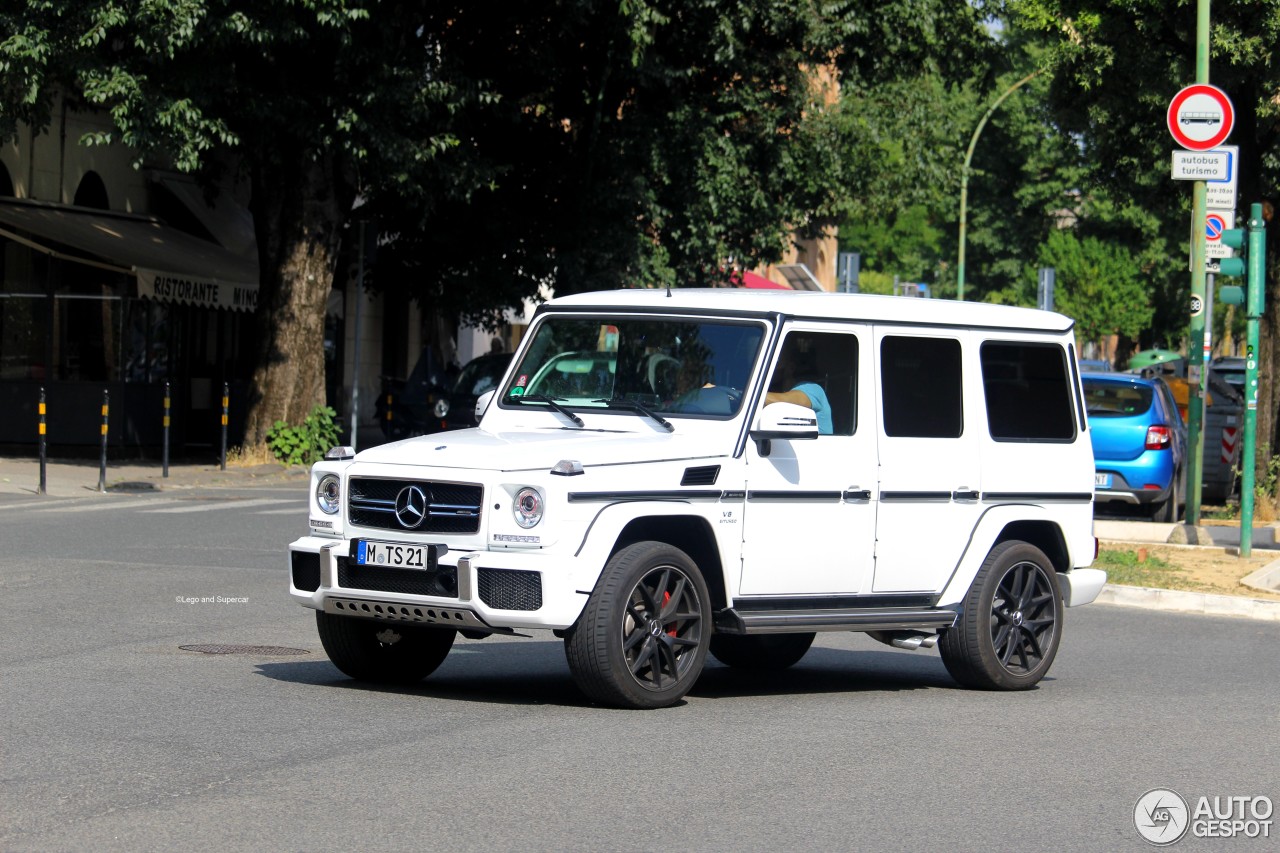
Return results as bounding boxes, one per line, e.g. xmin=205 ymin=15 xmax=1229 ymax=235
xmin=141 ymin=497 xmax=283 ymax=514
xmin=256 ymin=507 xmax=308 ymax=515
xmin=29 ymin=498 xmax=187 ymax=513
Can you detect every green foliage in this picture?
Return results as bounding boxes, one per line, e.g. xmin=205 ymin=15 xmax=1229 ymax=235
xmin=1037 ymin=230 xmax=1153 ymax=343
xmin=265 ymin=406 xmax=341 ymax=467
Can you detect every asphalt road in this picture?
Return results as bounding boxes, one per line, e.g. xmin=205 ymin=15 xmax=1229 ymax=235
xmin=2 ymin=485 xmax=1278 ymax=851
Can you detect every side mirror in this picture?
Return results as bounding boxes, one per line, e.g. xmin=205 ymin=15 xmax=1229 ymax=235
xmin=749 ymin=402 xmax=819 ymax=456
xmin=475 ymin=389 xmax=496 ymax=423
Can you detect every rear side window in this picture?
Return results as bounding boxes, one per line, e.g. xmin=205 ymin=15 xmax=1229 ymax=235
xmin=981 ymin=342 xmax=1077 ymax=441
xmin=881 ymin=336 xmax=962 ymax=437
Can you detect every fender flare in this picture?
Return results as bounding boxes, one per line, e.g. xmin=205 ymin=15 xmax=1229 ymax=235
xmin=936 ymin=503 xmax=1071 ymax=608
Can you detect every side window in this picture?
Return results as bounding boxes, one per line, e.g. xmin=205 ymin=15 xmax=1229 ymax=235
xmin=980 ymin=341 xmax=1076 ymax=442
xmin=768 ymin=331 xmax=858 ymax=436
xmin=880 ymin=336 xmax=962 ymax=438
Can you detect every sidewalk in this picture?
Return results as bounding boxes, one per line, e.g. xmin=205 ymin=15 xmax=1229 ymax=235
xmin=1093 ymin=518 xmax=1280 ymax=621
xmin=0 ymin=455 xmax=308 ymax=498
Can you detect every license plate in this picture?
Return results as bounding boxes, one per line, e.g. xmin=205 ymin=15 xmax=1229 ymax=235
xmin=1095 ymin=473 xmax=1112 ymax=489
xmin=354 ymin=540 xmax=437 ymax=571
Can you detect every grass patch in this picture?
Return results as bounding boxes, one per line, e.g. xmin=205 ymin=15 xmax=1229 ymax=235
xmin=1094 ymin=547 xmax=1200 ymax=591
xmin=224 ymin=443 xmax=279 ymax=468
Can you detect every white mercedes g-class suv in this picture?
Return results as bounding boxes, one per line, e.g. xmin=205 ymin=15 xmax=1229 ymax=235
xmin=289 ymin=288 xmax=1105 ymax=709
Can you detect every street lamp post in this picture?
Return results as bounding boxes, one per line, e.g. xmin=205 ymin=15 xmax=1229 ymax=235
xmin=957 ymin=69 xmax=1043 ymax=301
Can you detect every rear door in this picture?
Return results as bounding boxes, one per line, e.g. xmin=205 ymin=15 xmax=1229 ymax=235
xmin=872 ymin=328 xmax=983 ymax=593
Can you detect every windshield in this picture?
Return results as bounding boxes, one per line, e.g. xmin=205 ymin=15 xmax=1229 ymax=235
xmin=503 ymin=315 xmax=766 ymax=417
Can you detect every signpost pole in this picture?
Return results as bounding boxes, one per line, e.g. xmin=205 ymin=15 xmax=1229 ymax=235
xmin=1184 ymin=0 xmax=1212 ymax=525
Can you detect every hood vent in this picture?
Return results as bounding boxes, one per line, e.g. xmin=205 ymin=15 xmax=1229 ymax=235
xmin=680 ymin=465 xmax=721 ymax=486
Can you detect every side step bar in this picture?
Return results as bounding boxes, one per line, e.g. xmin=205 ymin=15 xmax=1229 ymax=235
xmin=715 ymin=607 xmax=957 ymax=635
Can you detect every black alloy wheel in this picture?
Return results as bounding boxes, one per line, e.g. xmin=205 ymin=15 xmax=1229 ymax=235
xmin=565 ymin=542 xmax=711 ymax=709
xmin=940 ymin=541 xmax=1063 ymax=690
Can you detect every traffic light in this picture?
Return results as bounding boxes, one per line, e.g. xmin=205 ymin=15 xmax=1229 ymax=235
xmin=1218 ymin=227 xmax=1246 ymax=278
xmin=1216 ymin=206 xmax=1267 ymax=316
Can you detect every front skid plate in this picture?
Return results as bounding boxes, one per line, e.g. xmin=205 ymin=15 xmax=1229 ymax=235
xmin=324 ymin=595 xmax=516 ymax=634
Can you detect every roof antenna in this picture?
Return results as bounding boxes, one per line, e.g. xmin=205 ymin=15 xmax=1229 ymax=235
xmin=665 ymin=281 xmax=672 ymax=298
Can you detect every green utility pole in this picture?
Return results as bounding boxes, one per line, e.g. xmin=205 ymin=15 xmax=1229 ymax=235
xmin=1184 ymin=0 xmax=1211 ymax=525
xmin=956 ymin=69 xmax=1042 ymax=302
xmin=1238 ymin=204 xmax=1266 ymax=556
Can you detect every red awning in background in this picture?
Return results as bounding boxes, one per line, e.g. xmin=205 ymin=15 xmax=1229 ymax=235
xmin=741 ymin=271 xmax=789 ymax=290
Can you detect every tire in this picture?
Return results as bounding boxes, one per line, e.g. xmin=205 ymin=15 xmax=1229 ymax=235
xmin=1149 ymin=465 xmax=1182 ymax=522
xmin=564 ymin=542 xmax=711 ymax=709
xmin=709 ymin=633 xmax=815 ymax=670
xmin=938 ymin=541 xmax=1064 ymax=690
xmin=316 ymin=611 xmax=456 ymax=685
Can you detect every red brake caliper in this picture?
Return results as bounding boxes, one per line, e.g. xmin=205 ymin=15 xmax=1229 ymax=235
xmin=663 ymin=590 xmax=677 ymax=637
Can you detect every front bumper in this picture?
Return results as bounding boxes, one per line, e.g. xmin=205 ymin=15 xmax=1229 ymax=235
xmin=287 ymin=535 xmax=589 ymax=631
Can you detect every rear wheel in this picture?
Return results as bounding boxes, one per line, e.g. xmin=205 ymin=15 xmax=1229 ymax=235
xmin=939 ymin=541 xmax=1063 ymax=690
xmin=564 ymin=542 xmax=711 ymax=709
xmin=316 ymin=612 xmax=456 ymax=685
xmin=1151 ymin=468 xmax=1182 ymax=523
xmin=709 ymin=633 xmax=815 ymax=670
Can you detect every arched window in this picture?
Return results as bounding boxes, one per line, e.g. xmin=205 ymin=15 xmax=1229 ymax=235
xmin=73 ymin=171 xmax=109 ymax=209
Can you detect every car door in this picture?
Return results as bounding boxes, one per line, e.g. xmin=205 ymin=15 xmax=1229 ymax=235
xmin=872 ymin=328 xmax=984 ymax=593
xmin=738 ymin=324 xmax=877 ymax=596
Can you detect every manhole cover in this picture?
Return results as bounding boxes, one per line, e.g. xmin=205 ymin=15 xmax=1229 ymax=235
xmin=180 ymin=644 xmax=309 ymax=656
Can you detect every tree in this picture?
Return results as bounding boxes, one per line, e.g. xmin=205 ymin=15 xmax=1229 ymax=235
xmin=1 ymin=1 xmax=995 ymax=442
xmin=1037 ymin=230 xmax=1152 ymax=344
xmin=1007 ymin=0 xmax=1280 ymax=468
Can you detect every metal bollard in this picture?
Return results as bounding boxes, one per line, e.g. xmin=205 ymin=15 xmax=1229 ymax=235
xmin=220 ymin=382 xmax=229 ymax=471
xmin=98 ymin=389 xmax=109 ymax=492
xmin=162 ymin=381 xmax=171 ymax=478
xmin=38 ymin=387 xmax=47 ymax=496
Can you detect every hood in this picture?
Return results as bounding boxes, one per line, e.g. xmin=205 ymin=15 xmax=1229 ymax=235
xmin=353 ymin=426 xmax=726 ymax=472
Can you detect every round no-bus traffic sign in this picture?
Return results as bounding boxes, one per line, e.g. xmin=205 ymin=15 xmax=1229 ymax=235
xmin=1167 ymin=84 xmax=1234 ymax=150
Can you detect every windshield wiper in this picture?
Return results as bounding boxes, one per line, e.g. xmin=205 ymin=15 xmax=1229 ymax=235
xmin=507 ymin=393 xmax=584 ymax=427
xmin=594 ymin=398 xmax=674 ymax=432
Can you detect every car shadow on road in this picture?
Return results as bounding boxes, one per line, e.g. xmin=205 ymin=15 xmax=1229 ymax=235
xmin=253 ymin=639 xmax=979 ymax=707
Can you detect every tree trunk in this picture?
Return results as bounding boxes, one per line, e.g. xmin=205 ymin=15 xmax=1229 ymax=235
xmin=242 ymin=150 xmax=351 ymax=445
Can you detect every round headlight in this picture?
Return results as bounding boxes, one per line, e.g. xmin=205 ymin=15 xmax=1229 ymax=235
xmin=513 ymin=487 xmax=544 ymax=528
xmin=433 ymin=398 xmax=450 ymax=419
xmin=316 ymin=474 xmax=341 ymax=515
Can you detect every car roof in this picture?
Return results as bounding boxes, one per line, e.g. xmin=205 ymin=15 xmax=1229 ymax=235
xmin=1081 ymin=371 xmax=1165 ymax=388
xmin=540 ymin=288 xmax=1075 ymax=333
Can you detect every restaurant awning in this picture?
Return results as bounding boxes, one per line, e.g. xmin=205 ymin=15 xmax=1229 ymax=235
xmin=741 ymin=271 xmax=790 ymax=290
xmin=0 ymin=199 xmax=259 ymax=311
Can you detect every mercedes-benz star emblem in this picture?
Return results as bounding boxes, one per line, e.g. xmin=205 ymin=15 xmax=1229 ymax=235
xmin=394 ymin=485 xmax=429 ymax=529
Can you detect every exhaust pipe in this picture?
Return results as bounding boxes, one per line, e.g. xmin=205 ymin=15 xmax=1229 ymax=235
xmin=870 ymin=630 xmax=939 ymax=650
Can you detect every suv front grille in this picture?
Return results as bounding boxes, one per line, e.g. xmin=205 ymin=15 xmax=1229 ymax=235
xmin=348 ymin=477 xmax=483 ymax=534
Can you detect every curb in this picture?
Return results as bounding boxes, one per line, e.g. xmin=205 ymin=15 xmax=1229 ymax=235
xmin=1094 ymin=583 xmax=1280 ymax=622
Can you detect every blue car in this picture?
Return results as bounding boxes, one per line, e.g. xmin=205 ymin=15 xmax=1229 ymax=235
xmin=1083 ymin=372 xmax=1186 ymax=521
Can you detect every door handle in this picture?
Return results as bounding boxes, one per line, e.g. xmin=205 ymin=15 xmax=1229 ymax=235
xmin=952 ymin=489 xmax=980 ymax=501
xmin=843 ymin=488 xmax=872 ymax=502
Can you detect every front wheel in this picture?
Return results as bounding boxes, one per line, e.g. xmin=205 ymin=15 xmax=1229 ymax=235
xmin=564 ymin=542 xmax=711 ymax=709
xmin=938 ymin=541 xmax=1063 ymax=690
xmin=316 ymin=611 xmax=456 ymax=685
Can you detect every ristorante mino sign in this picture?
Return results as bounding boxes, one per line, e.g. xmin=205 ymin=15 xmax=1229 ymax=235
xmin=137 ymin=269 xmax=259 ymax=312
